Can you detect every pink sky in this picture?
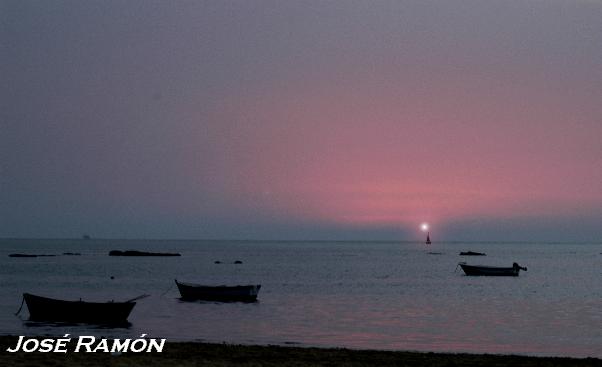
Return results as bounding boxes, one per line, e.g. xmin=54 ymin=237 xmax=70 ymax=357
xmin=3 ymin=0 xmax=601 ymax=240
xmin=199 ymin=54 xmax=601 ymax=236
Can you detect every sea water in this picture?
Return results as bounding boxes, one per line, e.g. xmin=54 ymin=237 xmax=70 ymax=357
xmin=0 ymin=239 xmax=600 ymax=357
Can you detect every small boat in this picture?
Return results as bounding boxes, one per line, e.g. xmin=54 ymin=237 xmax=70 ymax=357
xmin=425 ymin=232 xmax=431 ymax=245
xmin=22 ymin=293 xmax=142 ymax=324
xmin=175 ymin=280 xmax=261 ymax=302
xmin=459 ymin=262 xmax=527 ymax=276
xmin=459 ymin=251 xmax=486 ymax=256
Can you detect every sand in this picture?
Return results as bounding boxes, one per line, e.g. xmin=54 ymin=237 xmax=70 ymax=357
xmin=0 ymin=336 xmax=600 ymax=367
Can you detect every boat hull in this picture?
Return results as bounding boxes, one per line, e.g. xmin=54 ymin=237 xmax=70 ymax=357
xmin=23 ymin=293 xmax=136 ymax=324
xmin=175 ymin=280 xmax=260 ymax=302
xmin=459 ymin=264 xmax=521 ymax=276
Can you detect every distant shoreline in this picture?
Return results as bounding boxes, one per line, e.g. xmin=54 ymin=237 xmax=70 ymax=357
xmin=0 ymin=336 xmax=599 ymax=367
xmin=1 ymin=237 xmax=600 ymax=245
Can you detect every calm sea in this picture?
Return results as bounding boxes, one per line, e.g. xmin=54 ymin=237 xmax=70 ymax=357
xmin=0 ymin=239 xmax=600 ymax=358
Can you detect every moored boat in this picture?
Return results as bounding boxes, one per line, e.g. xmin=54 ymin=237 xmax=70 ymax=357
xmin=459 ymin=262 xmax=527 ymax=276
xmin=22 ymin=293 xmax=139 ymax=324
xmin=175 ymin=280 xmax=261 ymax=302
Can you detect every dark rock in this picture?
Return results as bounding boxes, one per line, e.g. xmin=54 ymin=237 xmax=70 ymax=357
xmin=459 ymin=251 xmax=486 ymax=256
xmin=109 ymin=250 xmax=181 ymax=257
xmin=9 ymin=253 xmax=56 ymax=257
xmin=9 ymin=254 xmax=38 ymax=258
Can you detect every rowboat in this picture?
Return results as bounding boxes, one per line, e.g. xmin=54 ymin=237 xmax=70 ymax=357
xmin=22 ymin=293 xmax=141 ymax=324
xmin=175 ymin=280 xmax=261 ymax=302
xmin=459 ymin=262 xmax=527 ymax=276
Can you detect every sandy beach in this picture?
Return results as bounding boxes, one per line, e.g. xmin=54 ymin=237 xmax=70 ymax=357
xmin=1 ymin=336 xmax=600 ymax=367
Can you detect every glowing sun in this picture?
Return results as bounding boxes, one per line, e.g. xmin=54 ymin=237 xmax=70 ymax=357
xmin=420 ymin=223 xmax=429 ymax=232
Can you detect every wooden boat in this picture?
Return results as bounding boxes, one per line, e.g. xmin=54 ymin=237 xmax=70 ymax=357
xmin=459 ymin=262 xmax=527 ymax=276
xmin=175 ymin=280 xmax=261 ymax=302
xmin=23 ymin=293 xmax=140 ymax=323
xmin=425 ymin=232 xmax=431 ymax=245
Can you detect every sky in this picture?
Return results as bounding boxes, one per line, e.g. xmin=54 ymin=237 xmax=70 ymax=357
xmin=2 ymin=0 xmax=601 ymax=241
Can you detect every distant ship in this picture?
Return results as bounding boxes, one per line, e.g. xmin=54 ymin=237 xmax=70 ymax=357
xmin=425 ymin=232 xmax=431 ymax=245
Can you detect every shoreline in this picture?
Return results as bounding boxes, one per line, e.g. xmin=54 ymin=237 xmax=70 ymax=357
xmin=1 ymin=336 xmax=600 ymax=367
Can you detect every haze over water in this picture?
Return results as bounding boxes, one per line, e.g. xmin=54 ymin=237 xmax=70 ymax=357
xmin=1 ymin=239 xmax=600 ymax=358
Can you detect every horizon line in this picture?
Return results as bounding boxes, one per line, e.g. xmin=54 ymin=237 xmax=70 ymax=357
xmin=0 ymin=237 xmax=599 ymax=245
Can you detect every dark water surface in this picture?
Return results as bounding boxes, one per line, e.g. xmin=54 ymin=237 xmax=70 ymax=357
xmin=1 ymin=239 xmax=600 ymax=357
